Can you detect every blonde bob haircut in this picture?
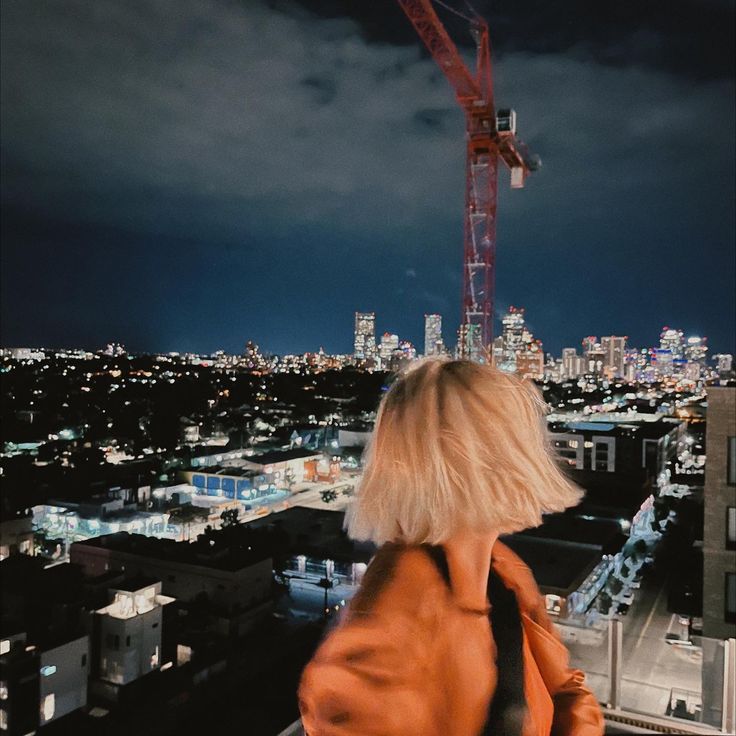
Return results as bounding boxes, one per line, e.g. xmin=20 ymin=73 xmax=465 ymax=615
xmin=346 ymin=357 xmax=583 ymax=545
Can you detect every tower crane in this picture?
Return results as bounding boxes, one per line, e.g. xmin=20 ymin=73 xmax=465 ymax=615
xmin=397 ymin=0 xmax=540 ymax=360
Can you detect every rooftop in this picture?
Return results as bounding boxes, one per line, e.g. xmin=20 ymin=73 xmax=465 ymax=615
xmin=72 ymin=530 xmax=271 ymax=571
xmin=246 ymin=506 xmax=375 ymax=563
xmin=501 ymin=535 xmax=602 ymax=594
xmin=246 ymin=447 xmax=324 ymax=465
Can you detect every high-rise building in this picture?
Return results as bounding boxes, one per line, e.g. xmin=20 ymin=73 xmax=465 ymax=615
xmin=379 ymin=333 xmax=399 ymax=362
xmin=495 ymin=307 xmax=543 ymax=378
xmin=623 ymin=349 xmax=640 ymax=382
xmin=456 ymin=324 xmax=484 ymax=362
xmin=684 ymin=336 xmax=708 ymax=364
xmin=562 ymin=348 xmax=585 ymax=379
xmin=582 ymin=337 xmax=605 ymax=376
xmin=515 ymin=341 xmax=544 ymax=380
xmin=714 ymin=354 xmax=734 ymax=378
xmin=399 ymin=340 xmax=416 ymax=360
xmin=502 ymin=307 xmax=525 ymax=354
xmin=601 ymin=336 xmax=627 ymax=377
xmin=660 ymin=327 xmax=685 ymax=359
xmin=702 ymin=386 xmax=736 ymax=640
xmin=496 ymin=307 xmax=525 ymax=371
xmin=354 ymin=312 xmax=376 ymax=360
xmin=424 ymin=314 xmax=443 ymax=357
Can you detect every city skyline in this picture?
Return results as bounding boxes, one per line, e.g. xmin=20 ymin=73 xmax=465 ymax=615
xmin=2 ymin=308 xmax=728 ymax=366
xmin=1 ymin=0 xmax=734 ymax=358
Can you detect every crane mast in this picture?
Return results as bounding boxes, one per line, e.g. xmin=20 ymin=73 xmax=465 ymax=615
xmin=397 ymin=0 xmax=539 ymax=361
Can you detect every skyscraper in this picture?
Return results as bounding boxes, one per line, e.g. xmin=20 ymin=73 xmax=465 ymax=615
xmin=379 ymin=332 xmax=399 ymax=362
xmin=354 ymin=312 xmax=376 ymax=360
xmin=502 ymin=307 xmax=525 ymax=354
xmin=660 ymin=327 xmax=685 ymax=359
xmin=562 ymin=348 xmax=585 ymax=379
xmin=714 ymin=354 xmax=734 ymax=378
xmin=601 ymin=336 xmax=627 ymax=377
xmin=582 ymin=337 xmax=605 ymax=375
xmin=684 ymin=336 xmax=708 ymax=364
xmin=424 ymin=314 xmax=443 ymax=357
xmin=496 ymin=307 xmax=525 ymax=371
xmin=457 ymin=324 xmax=483 ymax=362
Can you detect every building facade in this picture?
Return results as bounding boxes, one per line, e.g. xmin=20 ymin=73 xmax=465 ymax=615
xmin=38 ymin=635 xmax=89 ymax=727
xmin=379 ymin=333 xmax=399 ymax=363
xmin=94 ymin=581 xmax=171 ymax=686
xmin=702 ymin=386 xmax=736 ymax=639
xmin=353 ymin=312 xmax=376 ymax=361
xmin=423 ymin=314 xmax=443 ymax=357
xmin=601 ymin=336 xmax=626 ymax=378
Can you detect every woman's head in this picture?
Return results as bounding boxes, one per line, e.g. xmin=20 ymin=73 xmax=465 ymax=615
xmin=346 ymin=357 xmax=583 ymax=545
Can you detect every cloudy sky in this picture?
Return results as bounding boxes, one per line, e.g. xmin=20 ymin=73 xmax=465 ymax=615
xmin=1 ymin=0 xmax=734 ymax=356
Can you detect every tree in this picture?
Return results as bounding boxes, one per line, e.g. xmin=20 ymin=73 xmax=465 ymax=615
xmin=320 ymin=489 xmax=337 ymax=504
xmin=169 ymin=505 xmax=209 ymax=541
xmin=220 ymin=508 xmax=240 ymax=527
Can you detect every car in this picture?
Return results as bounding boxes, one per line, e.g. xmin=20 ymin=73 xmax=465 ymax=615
xmin=616 ymin=603 xmax=630 ymax=616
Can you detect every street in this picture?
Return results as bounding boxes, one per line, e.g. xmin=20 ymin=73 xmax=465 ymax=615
xmin=564 ymin=565 xmax=706 ymax=722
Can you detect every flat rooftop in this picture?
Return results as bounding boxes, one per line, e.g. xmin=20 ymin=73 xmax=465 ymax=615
xmin=501 ymin=535 xmax=601 ymax=594
xmin=246 ymin=448 xmax=323 ymax=465
xmin=245 ymin=506 xmax=375 ymax=563
xmin=72 ymin=531 xmax=271 ymax=571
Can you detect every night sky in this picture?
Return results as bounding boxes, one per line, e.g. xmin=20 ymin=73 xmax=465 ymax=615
xmin=1 ymin=0 xmax=734 ymax=356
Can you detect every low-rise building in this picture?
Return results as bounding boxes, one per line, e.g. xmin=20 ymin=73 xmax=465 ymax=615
xmin=38 ymin=634 xmax=90 ymax=727
xmin=71 ymin=532 xmax=273 ymax=637
xmin=93 ymin=578 xmax=173 ymax=686
xmin=0 ymin=632 xmax=39 ymax=736
xmin=0 ymin=515 xmax=34 ymax=560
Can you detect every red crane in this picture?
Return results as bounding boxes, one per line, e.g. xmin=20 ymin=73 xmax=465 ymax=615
xmin=397 ymin=0 xmax=539 ymax=360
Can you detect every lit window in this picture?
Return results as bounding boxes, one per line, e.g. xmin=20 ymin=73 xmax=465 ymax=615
xmin=40 ymin=693 xmax=55 ymax=723
xmin=40 ymin=665 xmax=57 ymax=677
xmin=0 ymin=641 xmax=8 ymax=656
xmin=0 ymin=707 xmax=6 ymax=730
xmin=0 ymin=681 xmax=7 ymax=700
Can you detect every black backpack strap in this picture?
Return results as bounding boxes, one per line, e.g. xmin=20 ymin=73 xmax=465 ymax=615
xmin=422 ymin=545 xmax=526 ymax=736
xmin=484 ymin=569 xmax=526 ymax=735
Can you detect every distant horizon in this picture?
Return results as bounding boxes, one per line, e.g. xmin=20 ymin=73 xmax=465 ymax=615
xmin=2 ymin=317 xmax=732 ymax=361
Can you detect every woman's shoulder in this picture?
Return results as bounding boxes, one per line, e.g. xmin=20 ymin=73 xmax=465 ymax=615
xmin=299 ymin=544 xmax=446 ymax=735
xmin=349 ymin=543 xmax=449 ymax=619
xmin=492 ymin=540 xmax=547 ymax=619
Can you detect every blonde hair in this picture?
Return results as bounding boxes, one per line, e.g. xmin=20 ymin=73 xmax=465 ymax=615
xmin=346 ymin=357 xmax=583 ymax=545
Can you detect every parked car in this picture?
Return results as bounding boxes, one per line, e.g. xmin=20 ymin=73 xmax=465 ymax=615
xmin=619 ymin=592 xmax=635 ymax=606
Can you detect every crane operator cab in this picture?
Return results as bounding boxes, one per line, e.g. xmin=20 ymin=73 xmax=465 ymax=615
xmin=496 ymin=108 xmax=517 ymax=136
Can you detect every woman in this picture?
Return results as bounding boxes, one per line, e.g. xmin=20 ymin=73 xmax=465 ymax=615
xmin=298 ymin=358 xmax=605 ymax=735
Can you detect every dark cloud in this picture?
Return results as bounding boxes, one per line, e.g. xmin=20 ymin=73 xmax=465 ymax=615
xmin=290 ymin=0 xmax=736 ymax=81
xmin=1 ymin=0 xmax=734 ymax=355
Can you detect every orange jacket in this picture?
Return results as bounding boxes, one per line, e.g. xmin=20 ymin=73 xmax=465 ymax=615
xmin=298 ymin=541 xmax=605 ymax=736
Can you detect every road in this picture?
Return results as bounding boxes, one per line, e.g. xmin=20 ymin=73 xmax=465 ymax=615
xmin=564 ymin=565 xmax=705 ymax=722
